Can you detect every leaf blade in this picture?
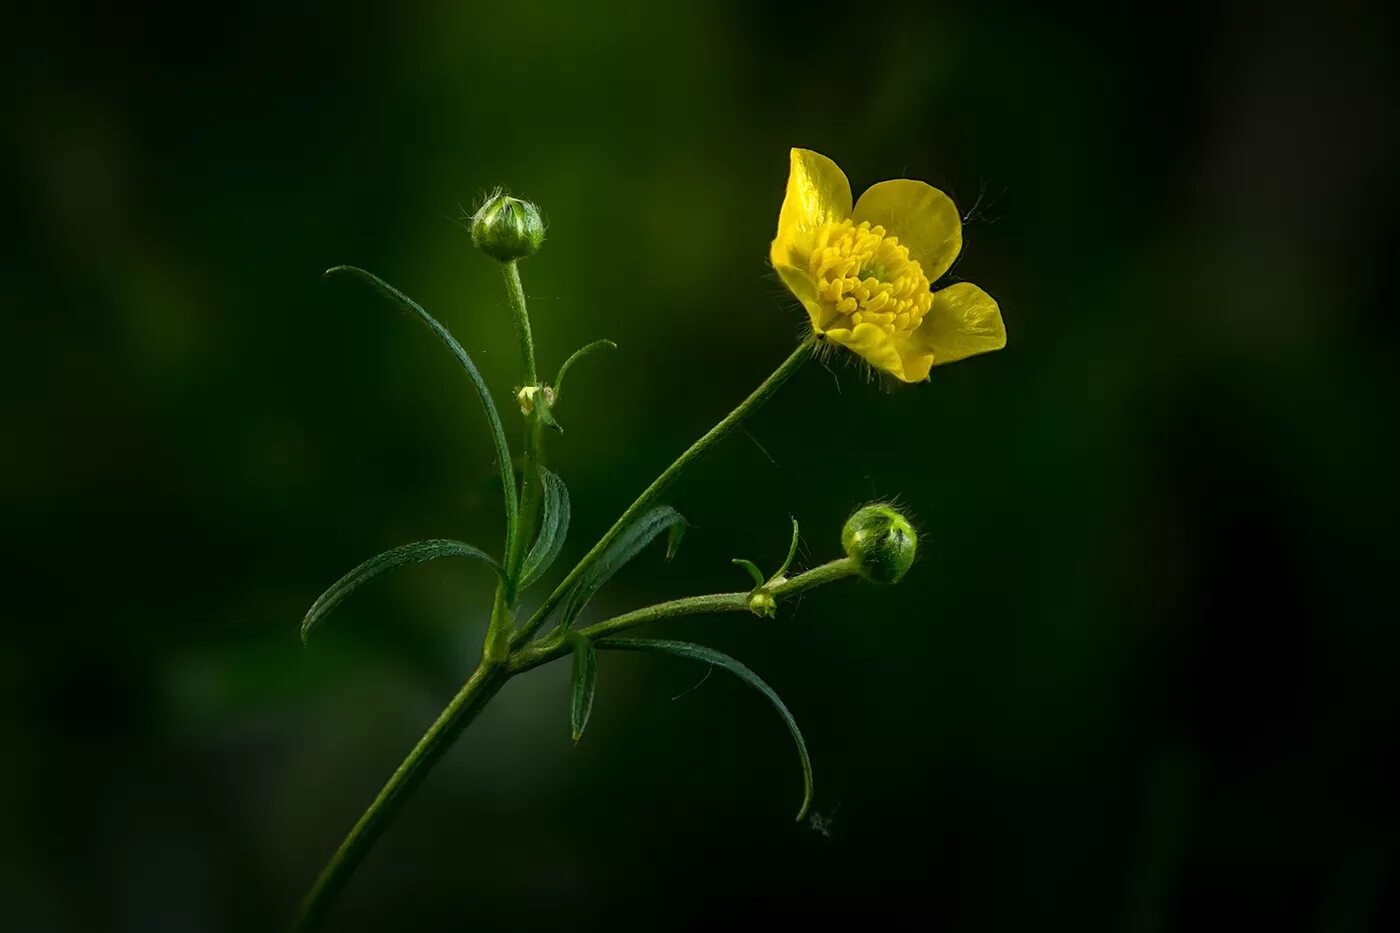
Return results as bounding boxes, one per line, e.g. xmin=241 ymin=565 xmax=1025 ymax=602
xmin=554 ymin=338 xmax=617 ymax=399
xmin=519 ymin=467 xmax=571 ymax=592
xmin=558 ymin=505 xmax=685 ymax=630
xmin=598 ymin=637 xmax=814 ymax=821
xmin=325 ymin=265 xmax=518 ymax=542
xmin=665 ymin=519 xmax=687 ymax=562
xmin=774 ymin=517 xmax=801 ymax=580
xmin=568 ymin=633 xmax=598 ymax=743
xmin=301 ymin=539 xmax=501 ymax=644
xmin=731 ymin=558 xmax=766 ymax=588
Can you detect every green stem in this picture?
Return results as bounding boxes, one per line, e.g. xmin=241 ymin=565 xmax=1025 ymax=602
xmin=481 ymin=583 xmax=514 ymax=663
xmin=489 ymin=261 xmax=541 ymax=673
xmin=293 ymin=557 xmax=854 ymax=928
xmin=502 ymin=261 xmax=543 ymax=585
xmin=290 ymin=660 xmax=509 ymax=933
xmin=509 ymin=557 xmax=857 ymax=674
xmin=293 ymin=339 xmax=829 ymax=929
xmin=501 ymin=261 xmax=537 ymax=387
xmin=323 ymin=265 xmax=518 ymax=558
xmin=512 ymin=417 xmax=543 ymax=571
xmin=511 ymin=337 xmax=817 ymax=646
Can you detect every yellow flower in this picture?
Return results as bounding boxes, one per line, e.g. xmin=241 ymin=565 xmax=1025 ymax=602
xmin=771 ymin=149 xmax=1006 ymax=382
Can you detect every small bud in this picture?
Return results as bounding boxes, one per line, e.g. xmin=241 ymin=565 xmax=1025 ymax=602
xmin=470 ymin=191 xmax=545 ymax=262
xmin=841 ymin=503 xmax=917 ymax=584
xmin=517 ymin=384 xmax=557 ymax=422
xmin=748 ymin=589 xmax=777 ymax=618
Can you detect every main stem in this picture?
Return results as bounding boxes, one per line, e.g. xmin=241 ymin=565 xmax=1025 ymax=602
xmin=502 ymin=260 xmax=542 ymax=579
xmin=512 ymin=337 xmax=817 ymax=646
xmin=487 ymin=261 xmax=542 ymax=661
xmin=291 ymin=660 xmax=508 ymax=933
xmin=295 ymin=335 xmax=819 ymax=928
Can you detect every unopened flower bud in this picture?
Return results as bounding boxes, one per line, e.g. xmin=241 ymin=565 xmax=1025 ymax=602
xmin=470 ymin=191 xmax=545 ymax=262
xmin=841 ymin=503 xmax=916 ymax=584
xmin=516 ymin=385 xmax=555 ymax=417
xmin=747 ymin=589 xmax=777 ymax=618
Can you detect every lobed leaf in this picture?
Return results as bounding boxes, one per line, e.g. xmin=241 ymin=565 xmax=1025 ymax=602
xmin=301 ymin=540 xmax=501 ymax=644
xmin=598 ymin=637 xmax=814 ymax=821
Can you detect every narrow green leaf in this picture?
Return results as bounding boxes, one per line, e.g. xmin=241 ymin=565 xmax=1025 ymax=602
xmin=324 ymin=265 xmax=518 ymax=542
xmin=731 ymin=558 xmax=766 ymax=588
xmin=665 ymin=519 xmax=687 ymax=562
xmin=519 ymin=467 xmax=571 ymax=592
xmin=559 ymin=505 xmax=685 ymax=630
xmin=568 ymin=632 xmax=598 ymax=744
xmin=553 ymin=338 xmax=617 ymax=399
xmin=774 ymin=517 xmax=800 ymax=580
xmin=302 ymin=540 xmax=502 ymax=644
xmin=598 ymin=637 xmax=814 ymax=821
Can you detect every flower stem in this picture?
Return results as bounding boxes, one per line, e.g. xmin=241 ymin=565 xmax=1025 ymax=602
xmin=490 ymin=261 xmax=541 ymax=669
xmin=293 ymin=338 xmax=825 ymax=929
xmin=290 ymin=660 xmax=509 ymax=933
xmin=509 ymin=557 xmax=857 ymax=674
xmin=501 ymin=261 xmax=537 ymax=387
xmin=511 ymin=337 xmax=818 ymax=645
xmin=502 ymin=261 xmax=542 ymax=582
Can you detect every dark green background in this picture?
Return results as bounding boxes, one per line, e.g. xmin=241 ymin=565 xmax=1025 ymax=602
xmin=6 ymin=2 xmax=1397 ymax=930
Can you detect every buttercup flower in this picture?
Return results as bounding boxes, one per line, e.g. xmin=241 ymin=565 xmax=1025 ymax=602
xmin=771 ymin=149 xmax=1006 ymax=382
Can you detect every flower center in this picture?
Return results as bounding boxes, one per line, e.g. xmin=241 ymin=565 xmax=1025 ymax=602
xmin=807 ymin=220 xmax=932 ymax=335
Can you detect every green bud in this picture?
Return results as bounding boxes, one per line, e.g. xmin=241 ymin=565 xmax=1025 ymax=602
xmin=516 ymin=384 xmax=555 ymax=415
xmin=747 ymin=589 xmax=777 ymax=618
xmin=470 ymin=191 xmax=545 ymax=262
xmin=841 ymin=503 xmax=917 ymax=584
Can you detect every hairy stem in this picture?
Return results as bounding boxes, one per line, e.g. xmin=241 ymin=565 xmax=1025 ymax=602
xmin=493 ymin=260 xmax=541 ymax=670
xmin=502 ymin=261 xmax=543 ymax=584
xmin=501 ymin=261 xmax=537 ymax=387
xmin=293 ymin=556 xmax=854 ymax=927
xmin=511 ymin=337 xmax=817 ymax=645
xmin=290 ymin=660 xmax=509 ymax=933
xmin=293 ymin=338 xmax=829 ymax=929
xmin=509 ymin=558 xmax=857 ymax=674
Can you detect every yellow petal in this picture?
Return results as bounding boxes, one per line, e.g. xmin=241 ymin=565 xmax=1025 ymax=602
xmin=852 ymin=179 xmax=962 ymax=283
xmin=825 ymin=322 xmax=907 ymax=380
xmin=774 ymin=264 xmax=828 ymax=333
xmin=893 ymin=337 xmax=936 ymax=382
xmin=915 ymin=282 xmax=1006 ymax=367
xmin=771 ymin=149 xmax=853 ymax=272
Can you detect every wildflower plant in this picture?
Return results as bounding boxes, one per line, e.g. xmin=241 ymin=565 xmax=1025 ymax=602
xmin=292 ymin=149 xmax=1005 ymax=929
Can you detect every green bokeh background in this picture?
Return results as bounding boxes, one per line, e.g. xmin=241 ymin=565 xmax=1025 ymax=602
xmin=6 ymin=2 xmax=1397 ymax=930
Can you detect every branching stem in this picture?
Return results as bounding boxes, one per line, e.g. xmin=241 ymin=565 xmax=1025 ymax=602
xmin=511 ymin=337 xmax=817 ymax=645
xmin=296 ymin=266 xmax=826 ymax=931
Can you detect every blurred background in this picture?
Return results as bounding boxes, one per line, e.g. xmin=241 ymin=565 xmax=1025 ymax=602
xmin=4 ymin=1 xmax=1397 ymax=930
